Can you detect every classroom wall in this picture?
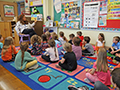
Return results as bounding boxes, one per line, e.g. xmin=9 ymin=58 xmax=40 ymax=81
xmin=45 ymin=0 xmax=120 ymax=47
xmin=59 ymin=28 xmax=120 ymax=47
xmin=0 ymin=1 xmax=18 ymax=21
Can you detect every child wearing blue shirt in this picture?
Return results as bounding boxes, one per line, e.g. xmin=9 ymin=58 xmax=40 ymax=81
xmin=109 ymin=36 xmax=120 ymax=54
xmin=108 ymin=36 xmax=120 ymax=63
xmin=0 ymin=35 xmax=3 ymax=54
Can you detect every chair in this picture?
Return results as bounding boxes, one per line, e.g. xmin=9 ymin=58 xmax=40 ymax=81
xmin=19 ymin=34 xmax=30 ymax=44
xmin=14 ymin=28 xmax=30 ymax=44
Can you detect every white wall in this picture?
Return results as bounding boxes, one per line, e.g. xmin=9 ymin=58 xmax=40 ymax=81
xmin=45 ymin=0 xmax=120 ymax=47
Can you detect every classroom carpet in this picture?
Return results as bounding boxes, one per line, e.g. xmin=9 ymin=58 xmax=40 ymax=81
xmin=0 ymin=46 xmax=116 ymax=90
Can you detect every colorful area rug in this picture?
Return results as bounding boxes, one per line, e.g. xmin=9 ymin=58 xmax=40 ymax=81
xmin=0 ymin=47 xmax=116 ymax=90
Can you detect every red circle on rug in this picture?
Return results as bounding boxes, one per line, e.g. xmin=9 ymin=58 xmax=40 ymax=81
xmin=38 ymin=75 xmax=51 ymax=83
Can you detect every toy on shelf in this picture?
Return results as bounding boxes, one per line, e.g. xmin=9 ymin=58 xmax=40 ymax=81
xmin=44 ymin=16 xmax=53 ymax=27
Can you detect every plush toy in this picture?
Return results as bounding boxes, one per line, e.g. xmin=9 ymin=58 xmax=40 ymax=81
xmin=32 ymin=7 xmax=40 ymax=14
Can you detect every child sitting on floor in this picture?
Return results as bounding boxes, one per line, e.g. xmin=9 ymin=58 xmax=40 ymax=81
xmin=108 ymin=36 xmax=120 ymax=63
xmin=1 ymin=36 xmax=18 ymax=62
xmin=95 ymin=33 xmax=105 ymax=54
xmin=68 ymin=68 xmax=120 ymax=90
xmin=0 ymin=34 xmax=3 ymax=54
xmin=15 ymin=42 xmax=37 ymax=71
xmin=41 ymin=39 xmax=59 ymax=63
xmin=94 ymin=68 xmax=120 ymax=90
xmin=41 ymin=34 xmax=49 ymax=50
xmin=77 ymin=31 xmax=84 ymax=47
xmin=52 ymin=34 xmax=63 ymax=55
xmin=51 ymin=32 xmax=56 ymax=39
xmin=84 ymin=48 xmax=111 ymax=86
xmin=82 ymin=36 xmax=94 ymax=56
xmin=59 ymin=31 xmax=68 ymax=45
xmin=68 ymin=33 xmax=75 ymax=45
xmin=72 ymin=37 xmax=82 ymax=60
xmin=56 ymin=43 xmax=77 ymax=71
xmin=45 ymin=31 xmax=51 ymax=41
xmin=28 ymin=35 xmax=42 ymax=55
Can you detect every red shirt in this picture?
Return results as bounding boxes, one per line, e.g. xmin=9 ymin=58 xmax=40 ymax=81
xmin=79 ymin=36 xmax=84 ymax=47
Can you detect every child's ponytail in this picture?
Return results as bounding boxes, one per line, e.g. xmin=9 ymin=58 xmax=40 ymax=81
xmin=54 ymin=47 xmax=57 ymax=57
xmin=48 ymin=39 xmax=57 ymax=57
xmin=21 ymin=50 xmax=24 ymax=65
xmin=20 ymin=42 xmax=29 ymax=66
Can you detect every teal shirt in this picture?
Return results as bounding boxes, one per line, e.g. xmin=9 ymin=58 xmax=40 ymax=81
xmin=0 ymin=42 xmax=3 ymax=53
xmin=15 ymin=50 xmax=37 ymax=71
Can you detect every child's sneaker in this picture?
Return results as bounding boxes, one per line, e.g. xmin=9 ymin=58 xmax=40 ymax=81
xmin=29 ymin=64 xmax=39 ymax=69
xmin=55 ymin=64 xmax=61 ymax=68
xmin=84 ymin=78 xmax=91 ymax=83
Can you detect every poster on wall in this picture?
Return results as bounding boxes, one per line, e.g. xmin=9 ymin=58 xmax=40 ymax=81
xmin=100 ymin=0 xmax=107 ymax=14
xmin=4 ymin=5 xmax=14 ymax=17
xmin=30 ymin=0 xmax=43 ymax=7
xmin=99 ymin=15 xmax=107 ymax=26
xmin=54 ymin=0 xmax=61 ymax=13
xmin=25 ymin=0 xmax=30 ymax=15
xmin=99 ymin=0 xmax=107 ymax=26
xmin=107 ymin=0 xmax=120 ymax=19
xmin=83 ymin=1 xmax=100 ymax=28
xmin=59 ymin=0 xmax=80 ymax=28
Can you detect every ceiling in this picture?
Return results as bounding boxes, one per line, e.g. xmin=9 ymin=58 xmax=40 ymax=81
xmin=0 ymin=0 xmax=23 ymax=2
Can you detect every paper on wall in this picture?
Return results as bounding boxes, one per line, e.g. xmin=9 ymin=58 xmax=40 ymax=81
xmin=99 ymin=15 xmax=107 ymax=26
xmin=54 ymin=0 xmax=61 ymax=13
xmin=83 ymin=1 xmax=100 ymax=28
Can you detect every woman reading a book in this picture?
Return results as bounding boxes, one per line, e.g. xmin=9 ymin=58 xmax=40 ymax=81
xmin=15 ymin=14 xmax=36 ymax=37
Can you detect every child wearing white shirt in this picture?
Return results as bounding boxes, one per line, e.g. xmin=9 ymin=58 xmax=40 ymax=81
xmin=95 ymin=33 xmax=105 ymax=54
xmin=41 ymin=39 xmax=59 ymax=63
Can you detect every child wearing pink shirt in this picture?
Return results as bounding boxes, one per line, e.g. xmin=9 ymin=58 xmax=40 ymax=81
xmin=72 ymin=37 xmax=82 ymax=60
xmin=84 ymin=48 xmax=111 ymax=86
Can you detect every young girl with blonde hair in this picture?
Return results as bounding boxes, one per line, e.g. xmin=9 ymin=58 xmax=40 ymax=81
xmin=28 ymin=35 xmax=42 ymax=55
xmin=15 ymin=42 xmax=37 ymax=71
xmin=84 ymin=48 xmax=111 ymax=86
xmin=56 ymin=43 xmax=77 ymax=71
xmin=41 ymin=39 xmax=59 ymax=63
xmin=1 ymin=36 xmax=18 ymax=61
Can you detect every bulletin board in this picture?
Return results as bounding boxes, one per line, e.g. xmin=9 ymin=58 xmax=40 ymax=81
xmin=54 ymin=0 xmax=81 ymax=29
xmin=81 ymin=0 xmax=120 ymax=32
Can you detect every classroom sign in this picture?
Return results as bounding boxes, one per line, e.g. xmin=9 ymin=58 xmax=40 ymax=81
xmin=4 ymin=5 xmax=14 ymax=17
xmin=107 ymin=0 xmax=120 ymax=19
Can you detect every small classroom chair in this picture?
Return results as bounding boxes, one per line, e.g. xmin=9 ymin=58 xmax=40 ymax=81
xmin=14 ymin=28 xmax=30 ymax=44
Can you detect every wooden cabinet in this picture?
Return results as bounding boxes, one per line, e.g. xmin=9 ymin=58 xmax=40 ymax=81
xmin=0 ymin=22 xmax=12 ymax=43
xmin=0 ymin=21 xmax=19 ymax=46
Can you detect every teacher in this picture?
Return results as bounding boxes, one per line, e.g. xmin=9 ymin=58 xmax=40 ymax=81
xmin=15 ymin=14 xmax=36 ymax=37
